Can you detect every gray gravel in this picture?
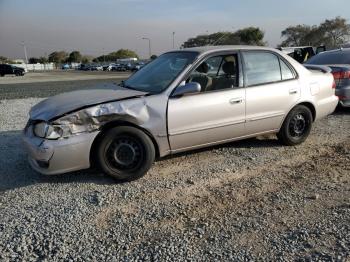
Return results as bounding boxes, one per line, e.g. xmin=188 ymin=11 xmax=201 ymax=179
xmin=0 ymin=96 xmax=349 ymax=261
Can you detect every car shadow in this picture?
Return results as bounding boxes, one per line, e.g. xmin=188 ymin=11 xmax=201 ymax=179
xmin=333 ymin=105 xmax=350 ymax=115
xmin=0 ymin=130 xmax=281 ymax=192
xmin=0 ymin=130 xmax=116 ymax=192
xmin=160 ymin=135 xmax=282 ymax=161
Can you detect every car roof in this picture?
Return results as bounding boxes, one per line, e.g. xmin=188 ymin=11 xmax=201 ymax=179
xmin=319 ymin=47 xmax=350 ymax=54
xmin=180 ymin=45 xmax=277 ymax=55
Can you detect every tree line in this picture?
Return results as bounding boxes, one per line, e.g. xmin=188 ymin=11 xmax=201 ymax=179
xmin=182 ymin=17 xmax=350 ymax=49
xmin=0 ymin=49 xmax=140 ymax=65
xmin=45 ymin=49 xmax=139 ymax=64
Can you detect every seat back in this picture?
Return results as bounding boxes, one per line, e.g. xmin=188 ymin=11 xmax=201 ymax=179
xmin=212 ymin=61 xmax=237 ymax=90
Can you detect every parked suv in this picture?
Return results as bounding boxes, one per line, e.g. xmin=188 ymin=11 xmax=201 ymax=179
xmin=0 ymin=64 xmax=26 ymax=77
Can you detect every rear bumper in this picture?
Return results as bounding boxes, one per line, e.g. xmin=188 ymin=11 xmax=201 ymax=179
xmin=315 ymin=95 xmax=339 ymax=120
xmin=336 ymin=86 xmax=350 ymax=107
xmin=22 ymin=130 xmax=99 ymax=175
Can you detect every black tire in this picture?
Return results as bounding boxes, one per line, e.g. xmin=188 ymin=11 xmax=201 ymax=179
xmin=278 ymin=105 xmax=313 ymax=146
xmin=96 ymin=126 xmax=155 ymax=181
xmin=15 ymin=71 xmax=20 ymax=76
xmin=0 ymin=74 xmax=4 ymax=77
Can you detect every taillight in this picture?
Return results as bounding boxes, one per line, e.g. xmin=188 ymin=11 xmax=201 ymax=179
xmin=332 ymin=70 xmax=350 ymax=79
xmin=332 ymin=70 xmax=350 ymax=88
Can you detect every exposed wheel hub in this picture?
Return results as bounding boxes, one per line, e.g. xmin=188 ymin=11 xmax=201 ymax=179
xmin=114 ymin=142 xmax=136 ymax=166
xmin=106 ymin=136 xmax=143 ymax=170
xmin=290 ymin=114 xmax=306 ymax=137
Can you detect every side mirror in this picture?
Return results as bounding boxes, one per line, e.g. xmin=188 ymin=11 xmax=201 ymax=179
xmin=172 ymin=82 xmax=201 ymax=97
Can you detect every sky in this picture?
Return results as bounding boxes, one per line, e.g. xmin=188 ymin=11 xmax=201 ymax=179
xmin=0 ymin=0 xmax=349 ymax=59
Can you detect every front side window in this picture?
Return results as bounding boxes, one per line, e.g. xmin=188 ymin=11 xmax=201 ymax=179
xmin=123 ymin=51 xmax=198 ymax=93
xmin=187 ymin=54 xmax=239 ymax=92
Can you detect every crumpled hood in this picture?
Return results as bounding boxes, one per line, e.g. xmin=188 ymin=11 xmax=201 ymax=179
xmin=30 ymin=86 xmax=147 ymax=121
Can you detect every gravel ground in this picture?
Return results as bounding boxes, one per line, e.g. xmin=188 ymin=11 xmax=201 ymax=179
xmin=0 ymin=97 xmax=349 ymax=261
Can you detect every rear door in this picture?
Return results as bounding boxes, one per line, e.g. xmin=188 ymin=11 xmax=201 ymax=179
xmin=242 ymin=51 xmax=301 ymax=134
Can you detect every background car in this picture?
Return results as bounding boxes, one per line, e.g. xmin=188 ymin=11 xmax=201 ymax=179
xmin=0 ymin=64 xmax=26 ymax=76
xmin=114 ymin=64 xmax=127 ymax=71
xmin=305 ymin=48 xmax=350 ymax=107
xmin=131 ymin=62 xmax=145 ymax=72
xmin=61 ymin=64 xmax=70 ymax=70
xmin=90 ymin=65 xmax=103 ymax=71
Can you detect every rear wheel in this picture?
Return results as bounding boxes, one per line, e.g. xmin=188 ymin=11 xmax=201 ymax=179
xmin=96 ymin=126 xmax=155 ymax=181
xmin=278 ymin=105 xmax=313 ymax=146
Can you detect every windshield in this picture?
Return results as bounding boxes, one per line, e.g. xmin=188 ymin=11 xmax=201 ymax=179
xmin=123 ymin=51 xmax=198 ymax=93
xmin=305 ymin=50 xmax=350 ymax=65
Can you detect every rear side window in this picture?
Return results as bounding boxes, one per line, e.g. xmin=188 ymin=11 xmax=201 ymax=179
xmin=243 ymin=52 xmax=296 ymax=86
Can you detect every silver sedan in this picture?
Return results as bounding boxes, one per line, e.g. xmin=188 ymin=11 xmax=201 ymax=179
xmin=23 ymin=46 xmax=338 ymax=181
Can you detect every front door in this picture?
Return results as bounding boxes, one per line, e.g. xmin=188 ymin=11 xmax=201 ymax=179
xmin=167 ymin=53 xmax=246 ymax=152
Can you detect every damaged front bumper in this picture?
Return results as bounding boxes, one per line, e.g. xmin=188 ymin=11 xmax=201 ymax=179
xmin=22 ymin=125 xmax=99 ymax=175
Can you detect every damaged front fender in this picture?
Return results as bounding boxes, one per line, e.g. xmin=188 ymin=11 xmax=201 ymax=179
xmin=51 ymin=95 xmax=170 ymax=156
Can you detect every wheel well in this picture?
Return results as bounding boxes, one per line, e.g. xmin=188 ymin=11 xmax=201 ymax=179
xmin=298 ymin=102 xmax=316 ymax=121
xmin=89 ymin=121 xmax=160 ymax=167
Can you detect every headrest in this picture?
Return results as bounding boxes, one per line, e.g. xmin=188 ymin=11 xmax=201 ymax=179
xmin=222 ymin=61 xmax=236 ymax=75
xmin=196 ymin=62 xmax=209 ymax=74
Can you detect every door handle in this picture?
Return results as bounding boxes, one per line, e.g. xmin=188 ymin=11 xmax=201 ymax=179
xmin=289 ymin=89 xmax=298 ymax=95
xmin=229 ymin=98 xmax=243 ymax=104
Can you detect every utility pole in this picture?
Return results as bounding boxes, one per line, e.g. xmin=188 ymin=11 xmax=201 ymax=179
xmin=172 ymin=32 xmax=175 ymax=49
xmin=142 ymin=37 xmax=151 ymax=58
xmin=21 ymin=41 xmax=28 ymax=64
xmin=103 ymin=48 xmax=105 ymax=64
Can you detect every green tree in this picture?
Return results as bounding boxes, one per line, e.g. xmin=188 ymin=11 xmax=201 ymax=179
xmin=39 ymin=56 xmax=48 ymax=64
xmin=280 ymin=17 xmax=350 ymax=48
xmin=81 ymin=55 xmax=93 ymax=64
xmin=235 ymin=27 xmax=265 ymax=46
xmin=94 ymin=49 xmax=139 ymax=62
xmin=48 ymin=51 xmax=68 ymax=63
xmin=319 ymin=17 xmax=350 ymax=48
xmin=182 ymin=27 xmax=265 ymax=48
xmin=67 ymin=51 xmax=82 ymax=63
xmin=29 ymin=57 xmax=40 ymax=64
xmin=0 ymin=56 xmax=8 ymax=63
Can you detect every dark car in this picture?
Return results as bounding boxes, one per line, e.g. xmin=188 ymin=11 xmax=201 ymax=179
xmin=0 ymin=64 xmax=25 ymax=77
xmin=305 ymin=48 xmax=350 ymax=107
xmin=279 ymin=46 xmax=326 ymax=63
xmin=131 ymin=62 xmax=145 ymax=72
xmin=113 ymin=64 xmax=127 ymax=72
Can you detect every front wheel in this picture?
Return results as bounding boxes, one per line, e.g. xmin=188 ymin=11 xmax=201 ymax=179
xmin=278 ymin=105 xmax=313 ymax=146
xmin=96 ymin=126 xmax=155 ymax=182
